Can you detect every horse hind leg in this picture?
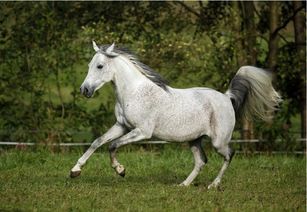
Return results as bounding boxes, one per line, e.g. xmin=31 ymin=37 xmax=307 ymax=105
xmin=208 ymin=136 xmax=235 ymax=189
xmin=180 ymin=138 xmax=208 ymax=186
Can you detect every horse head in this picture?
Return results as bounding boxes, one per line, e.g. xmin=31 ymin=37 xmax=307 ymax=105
xmin=80 ymin=41 xmax=118 ymax=98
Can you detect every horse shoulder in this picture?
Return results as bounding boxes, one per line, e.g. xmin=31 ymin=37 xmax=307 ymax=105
xmin=114 ymin=102 xmax=133 ymax=129
xmin=114 ymin=84 xmax=160 ymax=131
xmin=114 ymin=102 xmax=125 ymax=125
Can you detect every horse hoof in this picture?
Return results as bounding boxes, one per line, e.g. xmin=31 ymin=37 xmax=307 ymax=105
xmin=115 ymin=164 xmax=125 ymax=177
xmin=70 ymin=170 xmax=81 ymax=178
xmin=178 ymin=182 xmax=188 ymax=187
xmin=208 ymin=181 xmax=220 ymax=189
xmin=119 ymin=169 xmax=125 ymax=177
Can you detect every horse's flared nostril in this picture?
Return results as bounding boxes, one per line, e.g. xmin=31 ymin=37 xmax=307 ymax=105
xmin=84 ymin=87 xmax=89 ymax=96
xmin=80 ymin=84 xmax=93 ymax=97
xmin=80 ymin=86 xmax=89 ymax=95
xmin=80 ymin=85 xmax=93 ymax=98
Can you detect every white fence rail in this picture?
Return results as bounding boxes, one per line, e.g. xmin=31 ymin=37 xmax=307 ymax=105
xmin=0 ymin=139 xmax=305 ymax=154
xmin=0 ymin=138 xmax=305 ymax=146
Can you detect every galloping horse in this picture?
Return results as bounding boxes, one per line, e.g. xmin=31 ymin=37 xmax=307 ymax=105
xmin=70 ymin=41 xmax=281 ymax=189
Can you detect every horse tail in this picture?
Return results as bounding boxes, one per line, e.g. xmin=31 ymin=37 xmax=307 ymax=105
xmin=225 ymin=66 xmax=282 ymax=122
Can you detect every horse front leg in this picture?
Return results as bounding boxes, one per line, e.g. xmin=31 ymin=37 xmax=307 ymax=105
xmin=108 ymin=128 xmax=151 ymax=177
xmin=70 ymin=123 xmax=126 ymax=178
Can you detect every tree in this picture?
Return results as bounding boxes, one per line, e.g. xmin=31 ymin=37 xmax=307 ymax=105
xmin=0 ymin=1 xmax=304 ymax=146
xmin=268 ymin=2 xmax=280 ymax=71
xmin=293 ymin=1 xmax=306 ymax=138
xmin=240 ymin=1 xmax=257 ymax=140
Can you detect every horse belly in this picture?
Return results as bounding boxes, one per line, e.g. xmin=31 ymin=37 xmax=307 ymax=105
xmin=153 ymin=107 xmax=211 ymax=142
xmin=151 ymin=88 xmax=229 ymax=142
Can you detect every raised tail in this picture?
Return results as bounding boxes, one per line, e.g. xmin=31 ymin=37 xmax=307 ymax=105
xmin=225 ymin=66 xmax=282 ymax=122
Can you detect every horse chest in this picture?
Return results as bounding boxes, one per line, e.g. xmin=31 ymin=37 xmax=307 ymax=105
xmin=115 ymin=102 xmax=147 ymax=129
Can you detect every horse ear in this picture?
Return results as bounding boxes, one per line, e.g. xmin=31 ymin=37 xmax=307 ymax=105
xmin=92 ymin=40 xmax=100 ymax=52
xmin=105 ymin=43 xmax=118 ymax=57
xmin=106 ymin=43 xmax=115 ymax=53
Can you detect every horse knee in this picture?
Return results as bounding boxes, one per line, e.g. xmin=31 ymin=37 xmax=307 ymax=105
xmin=212 ymin=142 xmax=225 ymax=153
xmin=196 ymin=161 xmax=205 ymax=170
xmin=228 ymin=148 xmax=235 ymax=162
xmin=90 ymin=138 xmax=103 ymax=149
xmin=220 ymin=147 xmax=235 ymax=162
xmin=108 ymin=142 xmax=117 ymax=153
xmin=212 ymin=142 xmax=233 ymax=161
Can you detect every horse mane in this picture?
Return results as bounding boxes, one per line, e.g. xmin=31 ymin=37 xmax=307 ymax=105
xmin=99 ymin=45 xmax=168 ymax=91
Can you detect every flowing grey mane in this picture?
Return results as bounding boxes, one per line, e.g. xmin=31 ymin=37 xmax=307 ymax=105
xmin=99 ymin=45 xmax=168 ymax=91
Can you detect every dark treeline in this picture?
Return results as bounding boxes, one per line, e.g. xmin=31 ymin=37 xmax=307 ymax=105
xmin=0 ymin=2 xmax=305 ymax=149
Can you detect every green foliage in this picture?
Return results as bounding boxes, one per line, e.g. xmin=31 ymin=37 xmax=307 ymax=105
xmin=0 ymin=2 xmax=304 ymax=144
xmin=278 ymin=43 xmax=305 ymax=112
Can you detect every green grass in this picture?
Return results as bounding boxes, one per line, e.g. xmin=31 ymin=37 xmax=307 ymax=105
xmin=0 ymin=147 xmax=305 ymax=211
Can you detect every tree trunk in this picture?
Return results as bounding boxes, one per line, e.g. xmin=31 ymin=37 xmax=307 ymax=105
xmin=242 ymin=1 xmax=257 ymax=66
xmin=240 ymin=1 xmax=256 ymax=140
xmin=268 ymin=2 xmax=279 ymax=72
xmin=293 ymin=1 xmax=306 ymax=138
xmin=264 ymin=2 xmax=281 ymax=150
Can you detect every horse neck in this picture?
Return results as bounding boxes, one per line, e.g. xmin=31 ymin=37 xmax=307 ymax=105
xmin=112 ymin=56 xmax=150 ymax=103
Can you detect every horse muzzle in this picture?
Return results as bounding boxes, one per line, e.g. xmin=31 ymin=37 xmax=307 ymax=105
xmin=80 ymin=85 xmax=94 ymax=98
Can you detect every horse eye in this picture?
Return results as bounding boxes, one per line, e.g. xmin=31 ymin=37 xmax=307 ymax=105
xmin=97 ymin=64 xmax=103 ymax=69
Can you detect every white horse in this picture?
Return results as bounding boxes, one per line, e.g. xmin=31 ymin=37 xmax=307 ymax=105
xmin=70 ymin=41 xmax=281 ymax=189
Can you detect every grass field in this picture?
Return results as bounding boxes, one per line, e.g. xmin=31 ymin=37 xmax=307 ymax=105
xmin=0 ymin=147 xmax=305 ymax=211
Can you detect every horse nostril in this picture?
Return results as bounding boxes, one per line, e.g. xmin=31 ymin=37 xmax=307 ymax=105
xmin=80 ymin=85 xmax=92 ymax=97
xmin=84 ymin=87 xmax=89 ymax=95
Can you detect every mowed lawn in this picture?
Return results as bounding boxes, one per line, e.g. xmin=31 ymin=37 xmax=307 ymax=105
xmin=0 ymin=147 xmax=305 ymax=211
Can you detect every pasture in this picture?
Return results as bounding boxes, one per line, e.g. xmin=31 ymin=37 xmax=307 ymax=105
xmin=0 ymin=147 xmax=305 ymax=211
